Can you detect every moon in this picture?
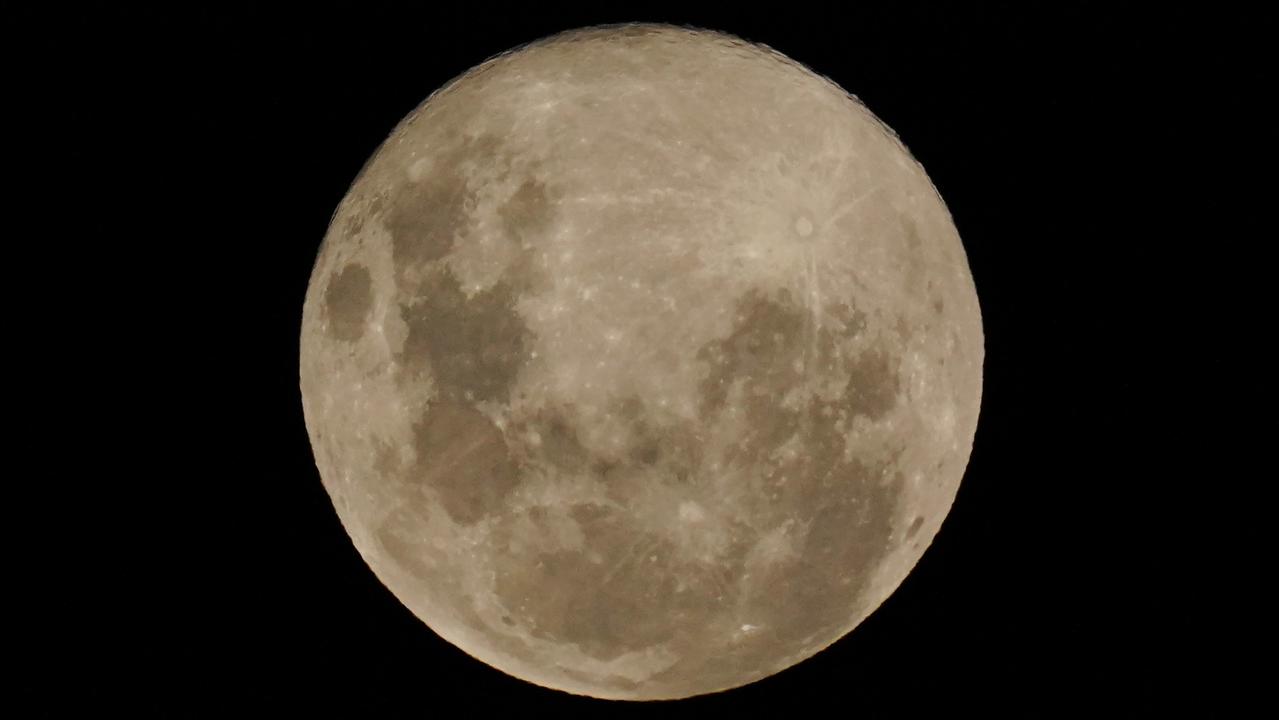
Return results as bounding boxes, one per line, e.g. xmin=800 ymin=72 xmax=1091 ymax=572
xmin=300 ymin=24 xmax=982 ymax=700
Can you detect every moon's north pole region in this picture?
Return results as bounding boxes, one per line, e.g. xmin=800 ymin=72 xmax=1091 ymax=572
xmin=300 ymin=24 xmax=983 ymax=700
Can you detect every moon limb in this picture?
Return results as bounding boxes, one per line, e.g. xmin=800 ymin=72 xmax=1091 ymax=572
xmin=300 ymin=23 xmax=983 ymax=700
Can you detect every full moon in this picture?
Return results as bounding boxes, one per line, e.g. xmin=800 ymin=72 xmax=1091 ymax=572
xmin=300 ymin=24 xmax=982 ymax=700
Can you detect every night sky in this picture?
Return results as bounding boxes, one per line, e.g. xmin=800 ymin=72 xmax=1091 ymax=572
xmin=16 ymin=3 xmax=1261 ymax=716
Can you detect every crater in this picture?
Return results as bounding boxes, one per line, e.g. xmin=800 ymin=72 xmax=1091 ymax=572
xmin=406 ymin=400 xmax=520 ymax=525
xmin=794 ymin=214 xmax=814 ymax=237
xmin=323 ymin=263 xmax=373 ymax=342
xmin=399 ymin=267 xmax=532 ymax=403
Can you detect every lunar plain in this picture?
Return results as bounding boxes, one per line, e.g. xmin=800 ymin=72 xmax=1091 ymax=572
xmin=300 ymin=24 xmax=983 ymax=700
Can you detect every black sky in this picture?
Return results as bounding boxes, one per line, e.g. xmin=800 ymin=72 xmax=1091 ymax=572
xmin=16 ymin=3 xmax=1264 ymax=716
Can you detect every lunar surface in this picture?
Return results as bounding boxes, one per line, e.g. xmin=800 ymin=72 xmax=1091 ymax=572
xmin=300 ymin=24 xmax=982 ymax=700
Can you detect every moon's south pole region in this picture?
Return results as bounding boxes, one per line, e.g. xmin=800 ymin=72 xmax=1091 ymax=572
xmin=300 ymin=24 xmax=983 ymax=700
